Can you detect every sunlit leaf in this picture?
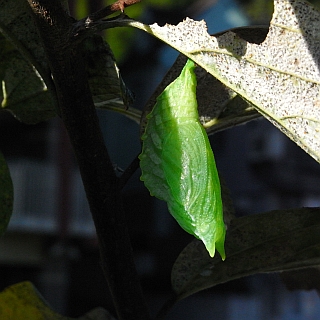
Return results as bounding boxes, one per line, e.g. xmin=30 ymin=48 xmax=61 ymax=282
xmin=102 ymin=0 xmax=196 ymax=62
xmin=171 ymin=207 xmax=320 ymax=300
xmin=126 ymin=0 xmax=320 ymax=163
xmin=141 ymin=26 xmax=269 ymax=136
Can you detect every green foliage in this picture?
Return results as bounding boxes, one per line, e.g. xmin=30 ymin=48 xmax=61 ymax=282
xmin=139 ymin=60 xmax=226 ymax=259
xmin=1 ymin=0 xmax=320 ymax=317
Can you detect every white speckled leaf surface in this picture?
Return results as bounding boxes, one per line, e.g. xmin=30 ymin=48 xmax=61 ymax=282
xmin=128 ymin=0 xmax=320 ymax=163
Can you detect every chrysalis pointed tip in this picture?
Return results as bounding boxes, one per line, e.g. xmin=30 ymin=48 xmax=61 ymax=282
xmin=204 ymin=239 xmax=226 ymax=260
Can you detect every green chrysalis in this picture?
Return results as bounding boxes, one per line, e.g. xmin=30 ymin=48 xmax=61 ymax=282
xmin=139 ymin=59 xmax=226 ymax=259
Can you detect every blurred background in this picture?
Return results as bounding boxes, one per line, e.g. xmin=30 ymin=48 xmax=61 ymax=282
xmin=1 ymin=0 xmax=320 ymax=319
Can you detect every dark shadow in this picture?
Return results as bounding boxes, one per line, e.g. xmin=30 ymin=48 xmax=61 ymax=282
xmin=215 ymin=25 xmax=269 ymax=58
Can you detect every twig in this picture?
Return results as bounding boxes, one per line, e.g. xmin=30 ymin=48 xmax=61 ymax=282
xmin=71 ymin=0 xmax=141 ymax=40
xmin=118 ymin=154 xmax=140 ymax=190
xmin=87 ymin=0 xmax=141 ymax=24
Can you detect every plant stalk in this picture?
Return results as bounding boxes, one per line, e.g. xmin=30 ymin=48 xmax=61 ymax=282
xmin=26 ymin=1 xmax=150 ymax=318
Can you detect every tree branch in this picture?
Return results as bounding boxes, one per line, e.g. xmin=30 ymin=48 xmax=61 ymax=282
xmin=26 ymin=1 xmax=149 ymax=319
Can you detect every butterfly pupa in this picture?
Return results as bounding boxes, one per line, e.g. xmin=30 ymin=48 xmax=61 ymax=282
xmin=139 ymin=59 xmax=226 ymax=259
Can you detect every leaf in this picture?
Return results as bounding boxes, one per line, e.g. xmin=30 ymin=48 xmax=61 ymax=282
xmin=139 ymin=60 xmax=225 ymax=259
xmin=126 ymin=0 xmax=320 ymax=163
xmin=0 ymin=0 xmax=137 ymax=123
xmin=140 ymin=26 xmax=269 ymax=136
xmin=0 ymin=281 xmax=117 ymax=320
xmin=0 ymin=0 xmax=56 ymax=123
xmin=0 ymin=281 xmax=70 ymax=320
xmin=171 ymin=207 xmax=320 ymax=300
xmin=0 ymin=151 xmax=13 ymax=237
xmin=0 ymin=0 xmax=50 ymax=82
xmin=80 ymin=35 xmax=135 ymax=111
xmin=0 ymin=33 xmax=56 ymax=124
